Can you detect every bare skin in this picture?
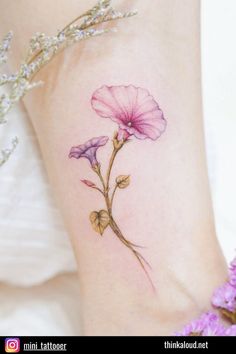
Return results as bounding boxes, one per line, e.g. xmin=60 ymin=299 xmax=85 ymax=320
xmin=0 ymin=0 xmax=227 ymax=335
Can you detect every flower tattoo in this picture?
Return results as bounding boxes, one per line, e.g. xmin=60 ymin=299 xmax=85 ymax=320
xmin=91 ymin=85 xmax=166 ymax=141
xmin=69 ymin=136 xmax=109 ymax=167
xmin=69 ymin=85 xmax=167 ymax=289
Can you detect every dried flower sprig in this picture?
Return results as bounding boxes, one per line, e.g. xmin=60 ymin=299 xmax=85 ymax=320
xmin=0 ymin=137 xmax=18 ymax=167
xmin=212 ymin=255 xmax=236 ymax=324
xmin=0 ymin=31 xmax=12 ymax=65
xmin=176 ymin=253 xmax=236 ymax=336
xmin=175 ymin=312 xmax=236 ymax=336
xmin=0 ymin=0 xmax=137 ymax=167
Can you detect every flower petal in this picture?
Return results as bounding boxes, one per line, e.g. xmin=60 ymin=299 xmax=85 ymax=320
xmin=91 ymin=85 xmax=126 ymax=122
xmin=91 ymin=85 xmax=167 ymax=141
xmin=69 ymin=136 xmax=109 ymax=167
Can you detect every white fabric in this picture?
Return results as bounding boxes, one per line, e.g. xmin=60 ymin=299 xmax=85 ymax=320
xmin=202 ymin=0 xmax=236 ymax=262
xmin=0 ymin=0 xmax=235 ymax=335
xmin=0 ymin=274 xmax=81 ymax=336
xmin=0 ymin=90 xmax=77 ymax=287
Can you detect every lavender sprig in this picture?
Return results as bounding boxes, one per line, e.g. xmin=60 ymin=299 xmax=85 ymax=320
xmin=0 ymin=0 xmax=137 ymax=167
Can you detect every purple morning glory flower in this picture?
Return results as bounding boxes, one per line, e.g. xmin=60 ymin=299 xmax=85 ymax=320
xmin=212 ymin=282 xmax=236 ymax=312
xmin=69 ymin=136 xmax=109 ymax=167
xmin=175 ymin=312 xmax=220 ymax=336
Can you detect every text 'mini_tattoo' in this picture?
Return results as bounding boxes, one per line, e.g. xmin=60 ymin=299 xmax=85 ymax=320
xmin=69 ymin=85 xmax=167 ymax=289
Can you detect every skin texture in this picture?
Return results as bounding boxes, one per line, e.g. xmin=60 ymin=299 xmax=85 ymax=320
xmin=0 ymin=0 xmax=227 ymax=335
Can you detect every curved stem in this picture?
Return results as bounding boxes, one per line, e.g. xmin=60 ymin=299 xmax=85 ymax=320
xmin=93 ymin=187 xmax=105 ymax=196
xmin=106 ymin=147 xmax=119 ymax=194
xmin=109 ymin=217 xmax=155 ymax=291
xmin=110 ymin=184 xmax=118 ymax=209
xmin=109 ymin=217 xmax=149 ymax=262
xmin=97 ymin=168 xmax=106 ymax=191
xmin=94 ymin=143 xmax=155 ymax=290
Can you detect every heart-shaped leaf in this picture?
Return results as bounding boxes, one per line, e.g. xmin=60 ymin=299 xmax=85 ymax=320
xmin=90 ymin=210 xmax=110 ymax=236
xmin=116 ymin=175 xmax=130 ymax=189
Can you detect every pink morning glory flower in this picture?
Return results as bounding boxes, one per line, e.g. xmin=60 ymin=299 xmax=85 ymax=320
xmin=91 ymin=85 xmax=167 ymax=141
xmin=69 ymin=136 xmax=109 ymax=167
xmin=175 ymin=312 xmax=221 ymax=336
xmin=212 ymin=282 xmax=236 ymax=312
xmin=229 ymin=257 xmax=236 ymax=287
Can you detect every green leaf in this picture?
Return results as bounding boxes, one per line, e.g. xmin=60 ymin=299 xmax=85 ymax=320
xmin=116 ymin=175 xmax=130 ymax=189
xmin=90 ymin=210 xmax=110 ymax=236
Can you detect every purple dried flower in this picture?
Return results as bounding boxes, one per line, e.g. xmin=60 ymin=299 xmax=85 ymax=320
xmin=225 ymin=325 xmax=236 ymax=336
xmin=202 ymin=321 xmax=226 ymax=336
xmin=229 ymin=257 xmax=236 ymax=287
xmin=69 ymin=136 xmax=109 ymax=167
xmin=212 ymin=282 xmax=236 ymax=312
xmin=175 ymin=312 xmax=219 ymax=336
